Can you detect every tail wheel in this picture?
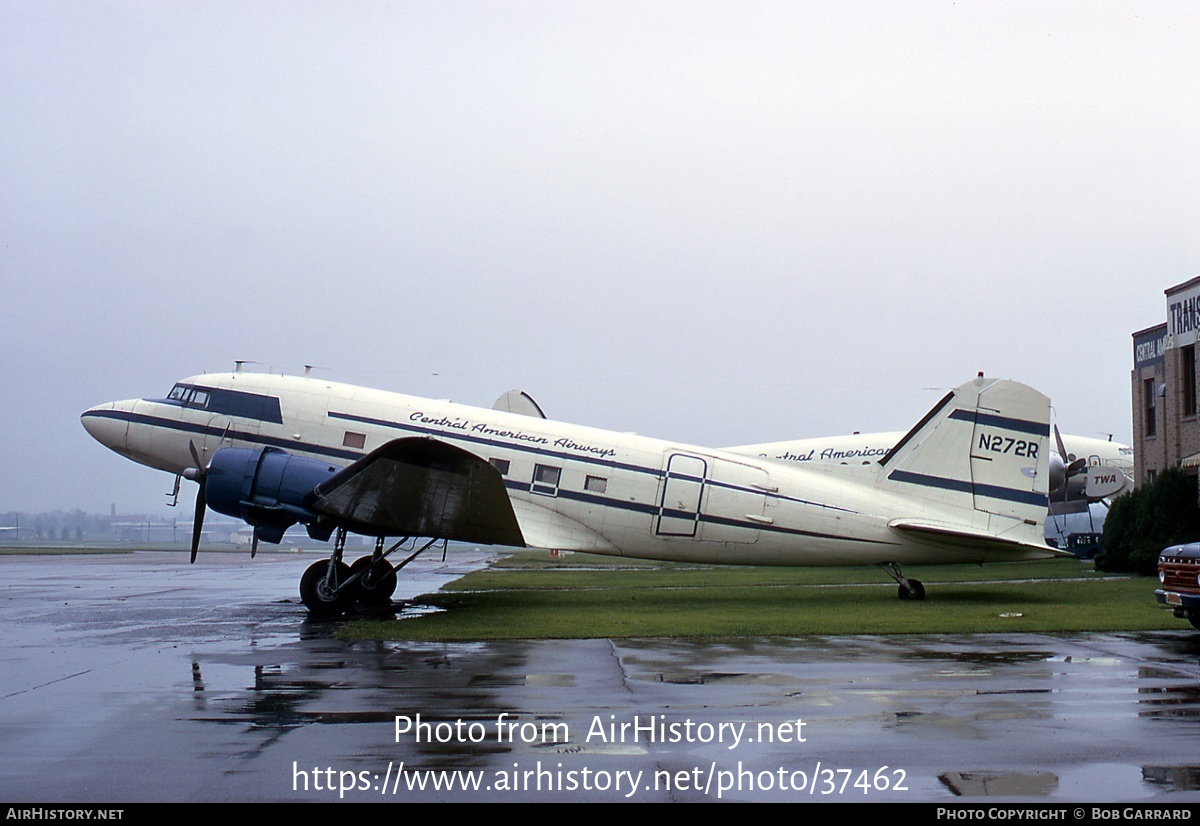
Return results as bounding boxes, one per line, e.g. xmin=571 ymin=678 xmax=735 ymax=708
xmin=349 ymin=556 xmax=398 ymax=604
xmin=300 ymin=560 xmax=353 ymax=615
xmin=898 ymin=579 xmax=926 ymax=601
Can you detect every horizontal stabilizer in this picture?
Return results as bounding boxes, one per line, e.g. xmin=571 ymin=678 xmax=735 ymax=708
xmin=310 ymin=437 xmax=526 ymax=546
xmin=890 ymin=518 xmax=1068 ymax=557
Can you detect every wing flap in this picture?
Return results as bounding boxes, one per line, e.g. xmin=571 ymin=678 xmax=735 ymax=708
xmin=310 ymin=437 xmax=526 ymax=546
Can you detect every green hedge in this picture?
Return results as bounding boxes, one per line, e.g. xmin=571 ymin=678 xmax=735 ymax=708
xmin=1098 ymin=467 xmax=1200 ymax=575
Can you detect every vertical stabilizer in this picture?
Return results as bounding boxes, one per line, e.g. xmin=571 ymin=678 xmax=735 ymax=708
xmin=880 ymin=377 xmax=1051 ymax=546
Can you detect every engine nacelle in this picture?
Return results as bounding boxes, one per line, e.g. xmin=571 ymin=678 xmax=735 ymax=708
xmin=1048 ymin=451 xmax=1066 ymax=496
xmin=204 ymin=447 xmax=341 ymax=543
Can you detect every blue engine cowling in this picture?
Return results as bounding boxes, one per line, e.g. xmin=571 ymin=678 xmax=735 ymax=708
xmin=203 ymin=447 xmax=341 ymax=543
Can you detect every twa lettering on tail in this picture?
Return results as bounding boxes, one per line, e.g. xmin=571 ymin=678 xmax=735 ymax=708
xmin=82 ymin=370 xmax=1061 ymax=614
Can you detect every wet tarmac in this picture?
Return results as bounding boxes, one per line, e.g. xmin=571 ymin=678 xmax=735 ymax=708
xmin=2 ymin=550 xmax=1200 ymax=802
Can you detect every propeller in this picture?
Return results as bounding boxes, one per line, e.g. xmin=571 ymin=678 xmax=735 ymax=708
xmin=183 ymin=440 xmax=208 ymax=564
xmin=1054 ymin=425 xmax=1088 ymax=475
xmin=1051 ymin=424 xmax=1088 ymax=500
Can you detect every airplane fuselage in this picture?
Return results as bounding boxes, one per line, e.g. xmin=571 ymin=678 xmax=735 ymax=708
xmin=82 ymin=372 xmax=1058 ymax=570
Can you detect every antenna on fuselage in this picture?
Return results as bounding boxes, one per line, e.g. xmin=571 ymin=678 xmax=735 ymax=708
xmin=233 ymin=360 xmax=259 ymax=374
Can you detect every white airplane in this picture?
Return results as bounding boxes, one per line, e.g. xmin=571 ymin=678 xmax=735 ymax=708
xmin=81 ymin=369 xmax=1064 ymax=614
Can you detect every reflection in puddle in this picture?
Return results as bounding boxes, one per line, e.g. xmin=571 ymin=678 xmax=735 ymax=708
xmin=902 ymin=649 xmax=1054 ymax=667
xmin=939 ymin=770 xmax=1058 ymax=797
xmin=1137 ymin=661 xmax=1200 ymax=720
xmin=185 ymin=641 xmax=535 ymax=768
xmin=655 ymin=671 xmax=751 ymax=685
xmin=1143 ymin=765 xmax=1200 ymax=791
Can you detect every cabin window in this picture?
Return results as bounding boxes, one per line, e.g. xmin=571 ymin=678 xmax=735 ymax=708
xmin=343 ymin=431 xmax=366 ymax=449
xmin=1184 ymin=346 xmax=1197 ymax=417
xmin=1144 ymin=378 xmax=1156 ymax=437
xmin=532 ymin=464 xmax=561 ymax=496
xmin=489 ymin=458 xmax=511 ymax=476
xmin=585 ymin=475 xmax=608 ymax=494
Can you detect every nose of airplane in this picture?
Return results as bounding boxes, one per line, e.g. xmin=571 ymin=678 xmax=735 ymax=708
xmin=81 ymin=400 xmax=133 ymax=456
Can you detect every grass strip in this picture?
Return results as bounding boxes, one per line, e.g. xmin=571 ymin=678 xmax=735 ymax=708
xmin=343 ymin=555 xmax=1180 ymax=640
xmin=0 ymin=546 xmax=135 ymax=555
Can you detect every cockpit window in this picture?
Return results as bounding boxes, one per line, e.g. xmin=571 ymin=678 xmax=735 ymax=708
xmin=167 ymin=383 xmax=205 ymax=407
xmin=161 ymin=383 xmax=283 ymax=424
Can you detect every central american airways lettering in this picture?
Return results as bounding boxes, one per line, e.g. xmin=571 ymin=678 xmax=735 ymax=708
xmin=409 ymin=412 xmax=470 ymax=431
xmin=773 ymin=446 xmax=888 ymax=463
xmin=471 ymin=423 xmax=549 ymax=444
xmin=409 ymin=411 xmax=619 ymax=454
xmin=554 ymin=437 xmax=617 ymax=458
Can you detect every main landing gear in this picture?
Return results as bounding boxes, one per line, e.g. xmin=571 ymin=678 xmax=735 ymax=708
xmin=298 ymin=529 xmax=444 ymax=616
xmin=881 ymin=562 xmax=925 ymax=601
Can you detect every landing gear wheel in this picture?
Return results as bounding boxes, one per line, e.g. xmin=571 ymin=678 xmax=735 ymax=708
xmin=350 ymin=556 xmax=397 ymax=604
xmin=898 ymin=579 xmax=926 ymax=601
xmin=300 ymin=560 xmax=353 ymax=615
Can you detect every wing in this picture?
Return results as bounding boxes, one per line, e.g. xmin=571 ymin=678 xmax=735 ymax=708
xmin=309 ymin=437 xmax=526 ymax=546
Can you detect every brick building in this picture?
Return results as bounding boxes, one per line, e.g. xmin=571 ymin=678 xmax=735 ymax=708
xmin=1132 ymin=276 xmax=1200 ymax=486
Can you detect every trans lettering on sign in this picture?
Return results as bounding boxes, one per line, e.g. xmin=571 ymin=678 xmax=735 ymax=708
xmin=1170 ymin=294 xmax=1200 ymax=337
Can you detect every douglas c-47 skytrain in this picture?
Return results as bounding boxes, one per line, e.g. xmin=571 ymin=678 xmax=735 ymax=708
xmin=82 ymin=367 xmax=1071 ymax=614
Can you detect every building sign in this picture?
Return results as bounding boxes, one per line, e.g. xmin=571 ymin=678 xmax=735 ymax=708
xmin=1167 ymin=280 xmax=1200 ymax=347
xmin=1134 ymin=324 xmax=1167 ymax=368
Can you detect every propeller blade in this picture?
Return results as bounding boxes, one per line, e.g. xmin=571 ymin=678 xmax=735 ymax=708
xmin=191 ymin=480 xmax=205 ymax=564
xmin=251 ymin=530 xmax=258 ymax=559
xmin=1053 ymin=424 xmax=1069 ymax=463
xmin=187 ymin=440 xmax=207 ymax=564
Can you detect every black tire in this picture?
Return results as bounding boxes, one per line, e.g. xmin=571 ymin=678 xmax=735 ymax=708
xmin=300 ymin=560 xmax=353 ymax=615
xmin=898 ymin=579 xmax=926 ymax=601
xmin=349 ymin=556 xmax=398 ymax=604
xmin=1188 ymin=614 xmax=1200 ymax=632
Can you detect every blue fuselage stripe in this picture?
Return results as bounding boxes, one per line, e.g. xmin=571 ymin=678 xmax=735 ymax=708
xmin=887 ymin=470 xmax=1048 ymax=507
xmin=81 ymin=409 xmax=365 ymax=462
xmin=948 ymin=409 xmax=1050 ymax=437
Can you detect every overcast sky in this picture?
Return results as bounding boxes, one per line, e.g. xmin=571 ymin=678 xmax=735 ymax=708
xmin=2 ymin=1 xmax=1196 ymax=516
